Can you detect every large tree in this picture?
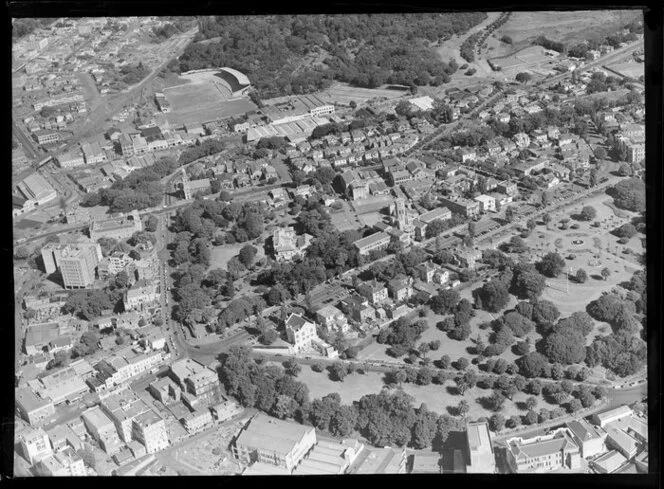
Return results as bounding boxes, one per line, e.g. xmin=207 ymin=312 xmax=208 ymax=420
xmin=537 ymin=251 xmax=566 ymax=278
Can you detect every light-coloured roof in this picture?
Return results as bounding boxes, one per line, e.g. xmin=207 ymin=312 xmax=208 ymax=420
xmin=219 ymin=67 xmax=250 ymax=86
xmin=593 ymin=450 xmax=627 ymax=473
xmin=606 ymin=426 xmax=639 ymax=454
xmin=467 ymin=421 xmax=493 ymax=455
xmin=596 ymin=405 xmax=634 ymax=424
xmin=567 ymin=419 xmax=603 ymax=442
xmin=16 ymin=387 xmax=52 ymax=412
xmin=235 ymin=414 xmax=314 ymax=456
xmin=354 ymin=231 xmax=390 ymax=250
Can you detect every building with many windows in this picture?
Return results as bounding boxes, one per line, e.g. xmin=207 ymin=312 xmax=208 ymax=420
xmin=233 ymin=413 xmax=317 ymax=472
xmin=18 ymin=427 xmax=53 ymax=465
xmin=353 ymin=231 xmax=391 ymax=256
xmin=439 ymin=196 xmax=480 ymax=218
xmin=506 ymin=429 xmax=581 ymax=473
xmin=15 ymin=387 xmax=55 ymax=426
xmin=33 ymin=447 xmax=86 ymax=476
xmin=169 ymin=358 xmax=221 ymax=408
xmin=132 ymin=410 xmax=169 ymax=453
xmin=284 ymin=314 xmax=318 ymax=352
xmin=89 ymin=210 xmax=143 ymax=241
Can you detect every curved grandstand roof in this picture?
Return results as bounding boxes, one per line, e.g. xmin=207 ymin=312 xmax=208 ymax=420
xmin=219 ymin=67 xmax=250 ymax=87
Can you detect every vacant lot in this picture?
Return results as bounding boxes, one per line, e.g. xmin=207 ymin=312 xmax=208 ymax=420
xmin=495 ymin=10 xmax=640 ymax=47
xmin=606 ymin=61 xmax=644 ymax=79
xmin=319 ymin=83 xmax=408 ymax=106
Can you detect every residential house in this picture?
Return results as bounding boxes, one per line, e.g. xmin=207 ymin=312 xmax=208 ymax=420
xmin=474 ymin=194 xmax=496 ymax=213
xmin=455 ymin=248 xmax=482 ymax=270
xmin=284 ymin=314 xmax=318 ymax=353
xmin=387 ymin=275 xmax=414 ymax=302
xmin=357 ymin=280 xmax=389 ymax=305
xmin=315 ymin=305 xmax=349 ymax=335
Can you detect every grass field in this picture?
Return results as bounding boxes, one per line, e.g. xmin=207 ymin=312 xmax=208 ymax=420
xmin=495 ymin=10 xmax=640 ymax=47
xmin=319 ymin=83 xmax=408 ymax=106
xmin=293 ymin=360 xmax=559 ymax=421
xmin=606 ymin=61 xmax=644 ymax=79
xmin=163 ymin=71 xmax=256 ymax=125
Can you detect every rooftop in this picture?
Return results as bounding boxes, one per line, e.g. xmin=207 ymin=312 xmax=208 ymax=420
xmin=235 ymin=413 xmax=315 ymax=456
xmin=16 ymin=386 xmax=52 ymax=413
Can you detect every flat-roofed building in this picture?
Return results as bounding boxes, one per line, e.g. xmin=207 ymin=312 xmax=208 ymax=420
xmin=17 ymin=173 xmax=57 ymax=206
xmin=28 ymin=367 xmax=88 ymax=406
xmin=242 ymin=461 xmax=292 ymax=475
xmin=81 ymin=406 xmax=122 ymax=454
xmin=54 ymin=243 xmax=101 ymax=289
xmin=506 ymin=429 xmax=581 ymax=473
xmin=19 ymin=427 xmax=53 ymax=465
xmin=566 ymin=419 xmax=607 ymax=458
xmin=16 ymin=386 xmax=55 ymax=426
xmin=45 ymin=424 xmax=83 ymax=453
xmin=439 ymin=196 xmax=480 ymax=218
xmin=474 ymin=194 xmax=496 ymax=212
xmin=169 ymin=358 xmax=221 ymax=408
xmin=182 ymin=408 xmax=213 ymax=434
xmin=34 ymin=447 xmax=86 ymax=476
xmin=591 ymin=450 xmax=628 ymax=474
xmin=132 ymin=410 xmax=169 ymax=453
xmin=353 ymin=231 xmax=391 ymax=256
xmin=349 ymin=447 xmax=407 ymax=474
xmin=409 ymin=451 xmax=442 ymax=474
xmin=315 ymin=304 xmax=349 ymax=334
xmin=466 ymin=421 xmax=496 ymax=473
xmin=100 ymin=388 xmax=151 ymax=442
xmin=148 ymin=377 xmax=181 ymax=404
xmin=233 ymin=413 xmax=317 ymax=472
xmin=89 ymin=210 xmax=142 ymax=241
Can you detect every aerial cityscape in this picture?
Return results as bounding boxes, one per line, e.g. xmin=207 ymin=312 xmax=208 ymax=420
xmin=11 ymin=11 xmax=648 ymax=477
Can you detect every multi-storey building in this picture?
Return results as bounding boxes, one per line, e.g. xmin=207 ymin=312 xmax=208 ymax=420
xmin=506 ymin=429 xmax=581 ymax=473
xmin=357 ymin=280 xmax=389 ymax=305
xmin=353 ymin=231 xmax=391 ymax=256
xmin=439 ymin=196 xmax=480 ymax=218
xmin=89 ymin=210 xmax=142 ymax=241
xmin=34 ymin=447 xmax=86 ymax=476
xmin=123 ymin=282 xmax=160 ymax=311
xmin=94 ymin=348 xmax=163 ymax=388
xmin=284 ymin=314 xmax=318 ymax=352
xmin=56 ymin=244 xmax=102 ymax=289
xmin=15 ymin=387 xmax=55 ymax=426
xmin=19 ymin=427 xmax=53 ymax=465
xmin=233 ymin=414 xmax=317 ymax=472
xmin=100 ymin=388 xmax=151 ymax=443
xmin=132 ymin=410 xmax=169 ymax=453
xmin=169 ymin=358 xmax=221 ymax=408
xmin=412 ymin=207 xmax=452 ymax=241
xmin=465 ymin=421 xmax=496 ymax=473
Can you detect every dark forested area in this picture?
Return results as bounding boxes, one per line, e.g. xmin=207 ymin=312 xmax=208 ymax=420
xmin=170 ymin=13 xmax=487 ymax=98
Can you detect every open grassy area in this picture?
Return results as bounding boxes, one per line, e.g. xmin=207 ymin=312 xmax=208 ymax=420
xmin=296 ymin=367 xmax=387 ymax=404
xmin=208 ymin=241 xmax=265 ymax=273
xmin=319 ymin=83 xmax=408 ymax=106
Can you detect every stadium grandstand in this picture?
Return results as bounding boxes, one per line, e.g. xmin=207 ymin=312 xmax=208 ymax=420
xmin=215 ymin=68 xmax=252 ymax=97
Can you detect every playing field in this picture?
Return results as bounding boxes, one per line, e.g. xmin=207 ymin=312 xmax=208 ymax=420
xmin=165 ymin=82 xmax=231 ymax=112
xmin=163 ymin=71 xmax=257 ymax=125
xmin=489 ymin=46 xmax=556 ymax=73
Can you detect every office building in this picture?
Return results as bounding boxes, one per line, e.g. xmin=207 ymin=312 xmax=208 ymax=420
xmin=466 ymin=421 xmax=496 ymax=474
xmin=169 ymin=358 xmax=221 ymax=408
xmin=89 ymin=210 xmax=142 ymax=241
xmin=132 ymin=410 xmax=169 ymax=453
xmin=233 ymin=414 xmax=317 ymax=472
xmin=19 ymin=427 xmax=53 ymax=465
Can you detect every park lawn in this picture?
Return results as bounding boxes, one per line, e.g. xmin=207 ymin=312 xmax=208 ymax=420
xmin=295 ymin=367 xmax=387 ymax=405
xmin=208 ymin=242 xmax=266 ymax=272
